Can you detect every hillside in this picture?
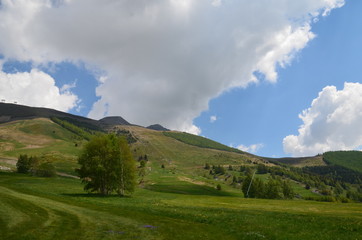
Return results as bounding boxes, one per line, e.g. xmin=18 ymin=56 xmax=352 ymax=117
xmin=1 ymin=104 xmax=362 ymax=239
xmin=323 ymin=151 xmax=362 ymax=173
xmin=0 ymin=102 xmax=100 ymax=128
xmin=266 ymin=155 xmax=326 ymax=168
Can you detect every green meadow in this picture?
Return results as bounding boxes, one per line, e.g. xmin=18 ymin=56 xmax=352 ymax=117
xmin=1 ymin=172 xmax=361 ymax=240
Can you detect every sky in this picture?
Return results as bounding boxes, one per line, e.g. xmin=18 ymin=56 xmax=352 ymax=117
xmin=0 ymin=0 xmax=361 ymax=157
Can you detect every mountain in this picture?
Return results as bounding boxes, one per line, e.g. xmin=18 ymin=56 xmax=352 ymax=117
xmin=99 ymin=116 xmax=131 ymax=126
xmin=147 ymin=124 xmax=170 ymax=131
xmin=0 ymin=102 xmax=168 ymax=131
xmin=0 ymin=102 xmax=100 ymax=127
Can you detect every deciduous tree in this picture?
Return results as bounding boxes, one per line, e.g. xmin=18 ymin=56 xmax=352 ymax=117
xmin=77 ymin=134 xmax=136 ymax=196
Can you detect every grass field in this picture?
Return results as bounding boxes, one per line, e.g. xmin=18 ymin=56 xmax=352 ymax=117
xmin=1 ymin=172 xmax=361 ymax=240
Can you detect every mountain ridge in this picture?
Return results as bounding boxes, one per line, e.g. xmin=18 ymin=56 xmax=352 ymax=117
xmin=0 ymin=102 xmax=168 ymax=131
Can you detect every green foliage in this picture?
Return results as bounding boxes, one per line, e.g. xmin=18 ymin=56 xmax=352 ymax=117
xmin=282 ymin=180 xmax=295 ymax=199
xmin=242 ymin=175 xmax=293 ymax=199
xmin=213 ymin=165 xmax=225 ymax=175
xmin=264 ymin=178 xmax=281 ymax=199
xmin=117 ymin=137 xmax=137 ymax=195
xmin=77 ymin=134 xmax=136 ymax=196
xmin=34 ymin=162 xmax=57 ymax=177
xmin=241 ymin=174 xmax=252 ymax=197
xmin=303 ymin=165 xmax=362 ymax=184
xmin=323 ymin=151 xmax=362 ymax=173
xmin=163 ymin=131 xmax=244 ymax=153
xmin=51 ymin=117 xmax=99 ymax=140
xmin=16 ymin=154 xmax=56 ymax=177
xmin=257 ymin=164 xmax=268 ymax=174
xmin=204 ymin=163 xmax=210 ymax=170
xmin=216 ymin=184 xmax=222 ymax=191
xmin=16 ymin=154 xmax=31 ymax=173
xmin=114 ymin=129 xmax=137 ymax=143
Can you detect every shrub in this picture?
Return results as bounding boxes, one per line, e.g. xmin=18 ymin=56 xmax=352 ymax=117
xmin=34 ymin=162 xmax=56 ymax=177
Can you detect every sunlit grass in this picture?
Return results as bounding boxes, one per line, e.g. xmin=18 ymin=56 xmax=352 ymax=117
xmin=1 ymin=172 xmax=361 ymax=240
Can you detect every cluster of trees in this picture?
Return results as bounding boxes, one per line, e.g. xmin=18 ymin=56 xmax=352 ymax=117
xmin=16 ymin=154 xmax=56 ymax=177
xmin=203 ymin=162 xmax=362 ymax=202
xmin=205 ymin=164 xmax=226 ymax=175
xmin=51 ymin=117 xmax=96 ymax=140
xmin=241 ymin=175 xmax=294 ymax=199
xmin=77 ymin=134 xmax=136 ymax=196
xmin=303 ymin=165 xmax=362 ymax=184
xmin=113 ymin=129 xmax=137 ymax=143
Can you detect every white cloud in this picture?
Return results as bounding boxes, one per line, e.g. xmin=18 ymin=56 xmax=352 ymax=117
xmin=235 ymin=143 xmax=264 ymax=154
xmin=60 ymin=80 xmax=77 ymax=93
xmin=283 ymin=82 xmax=362 ymax=157
xmin=180 ymin=123 xmax=202 ymax=136
xmin=0 ymin=0 xmax=344 ymax=131
xmin=210 ymin=115 xmax=217 ymax=123
xmin=0 ymin=69 xmax=78 ymax=112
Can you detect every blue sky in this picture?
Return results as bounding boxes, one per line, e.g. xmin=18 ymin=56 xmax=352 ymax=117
xmin=1 ymin=0 xmax=361 ymax=157
xmin=196 ymin=0 xmax=362 ymax=157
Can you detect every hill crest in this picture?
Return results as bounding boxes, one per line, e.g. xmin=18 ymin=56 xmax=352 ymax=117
xmin=0 ymin=103 xmax=168 ymax=131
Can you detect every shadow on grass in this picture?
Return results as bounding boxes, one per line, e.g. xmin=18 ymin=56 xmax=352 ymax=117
xmin=145 ymin=183 xmax=235 ymax=197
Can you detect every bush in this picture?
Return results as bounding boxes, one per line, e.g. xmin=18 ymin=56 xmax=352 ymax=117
xmin=16 ymin=154 xmax=56 ymax=177
xmin=34 ymin=162 xmax=56 ymax=177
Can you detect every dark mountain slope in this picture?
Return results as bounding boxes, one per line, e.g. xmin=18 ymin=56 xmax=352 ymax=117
xmin=0 ymin=103 xmax=100 ymax=128
xmin=99 ymin=116 xmax=131 ymax=126
xmin=147 ymin=124 xmax=169 ymax=131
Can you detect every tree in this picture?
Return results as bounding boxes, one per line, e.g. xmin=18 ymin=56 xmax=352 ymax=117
xmin=138 ymin=160 xmax=147 ymax=184
xmin=242 ymin=174 xmax=254 ymax=197
xmin=257 ymin=164 xmax=268 ymax=174
xmin=242 ymin=174 xmax=264 ymax=198
xmin=35 ymin=162 xmax=56 ymax=177
xmin=264 ymin=178 xmax=281 ymax=199
xmin=16 ymin=155 xmax=40 ymax=174
xmin=117 ymin=137 xmax=137 ymax=196
xmin=214 ymin=165 xmax=225 ymax=175
xmin=204 ymin=163 xmax=210 ymax=170
xmin=16 ymin=154 xmax=31 ymax=173
xmin=77 ymin=134 xmax=136 ymax=196
xmin=282 ymin=180 xmax=294 ymax=199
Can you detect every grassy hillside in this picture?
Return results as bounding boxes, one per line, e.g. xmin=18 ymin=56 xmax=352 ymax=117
xmin=124 ymin=126 xmax=262 ymax=170
xmin=1 ymin=117 xmax=362 ymax=239
xmin=0 ymin=118 xmax=83 ymax=174
xmin=1 ymin=172 xmax=361 ymax=240
xmin=266 ymin=155 xmax=326 ymax=168
xmin=163 ymin=131 xmax=244 ymax=154
xmin=323 ymin=151 xmax=362 ymax=173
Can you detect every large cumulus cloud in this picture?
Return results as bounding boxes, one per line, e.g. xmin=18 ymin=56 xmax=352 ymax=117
xmin=0 ymin=0 xmax=344 ymax=132
xmin=0 ymin=69 xmax=78 ymax=111
xmin=284 ymin=82 xmax=362 ymax=156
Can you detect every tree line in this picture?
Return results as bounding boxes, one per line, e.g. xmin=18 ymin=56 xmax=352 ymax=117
xmin=16 ymin=154 xmax=56 ymax=177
